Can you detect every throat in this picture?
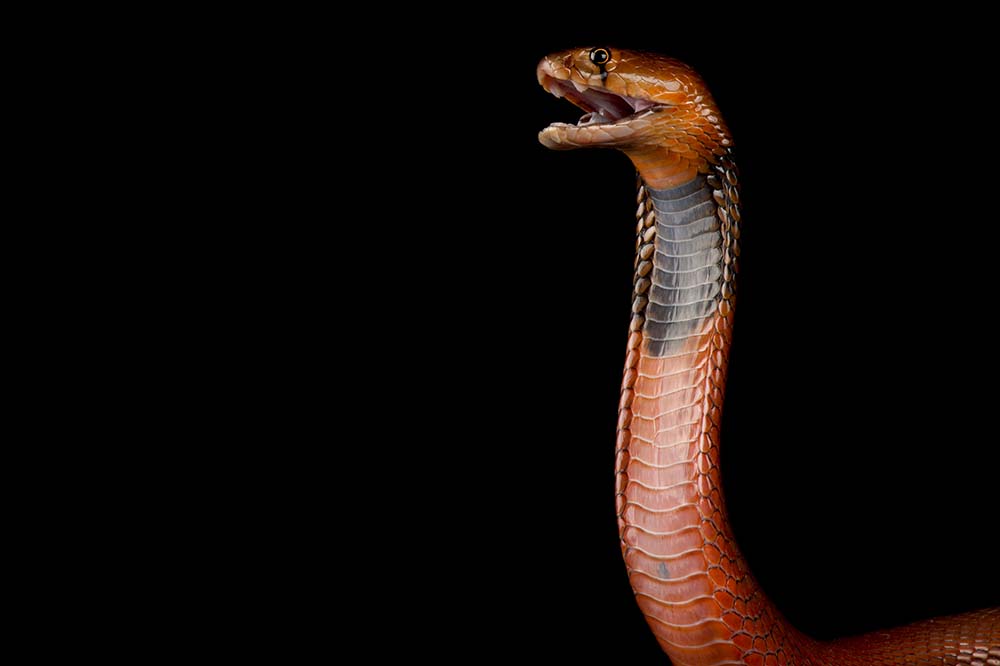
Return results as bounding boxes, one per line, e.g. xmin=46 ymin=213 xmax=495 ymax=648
xmin=638 ymin=176 xmax=722 ymax=357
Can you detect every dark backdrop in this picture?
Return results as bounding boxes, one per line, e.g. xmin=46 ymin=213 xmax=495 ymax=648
xmin=379 ymin=19 xmax=1000 ymax=661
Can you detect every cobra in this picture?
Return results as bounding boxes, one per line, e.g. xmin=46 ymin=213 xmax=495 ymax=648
xmin=537 ymin=46 xmax=999 ymax=666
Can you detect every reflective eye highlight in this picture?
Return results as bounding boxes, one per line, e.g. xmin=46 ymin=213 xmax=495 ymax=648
xmin=590 ymin=48 xmax=610 ymax=66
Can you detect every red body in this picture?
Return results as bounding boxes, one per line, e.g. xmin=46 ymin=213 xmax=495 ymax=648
xmin=539 ymin=46 xmax=1000 ymax=666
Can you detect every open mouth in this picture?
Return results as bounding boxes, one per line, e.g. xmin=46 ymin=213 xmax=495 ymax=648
xmin=540 ymin=74 xmax=663 ymax=128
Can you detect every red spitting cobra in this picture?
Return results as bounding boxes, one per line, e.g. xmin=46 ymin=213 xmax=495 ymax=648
xmin=537 ymin=47 xmax=999 ymax=666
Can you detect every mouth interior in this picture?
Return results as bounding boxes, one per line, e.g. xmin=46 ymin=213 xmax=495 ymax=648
xmin=542 ymin=75 xmax=662 ymax=127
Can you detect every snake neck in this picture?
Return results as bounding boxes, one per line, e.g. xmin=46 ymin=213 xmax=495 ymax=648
xmin=614 ymin=155 xmax=812 ymax=665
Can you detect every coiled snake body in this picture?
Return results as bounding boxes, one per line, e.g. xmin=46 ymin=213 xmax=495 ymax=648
xmin=537 ymin=47 xmax=999 ymax=666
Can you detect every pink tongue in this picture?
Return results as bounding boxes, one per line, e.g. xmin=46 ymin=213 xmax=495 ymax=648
xmin=585 ymin=87 xmax=634 ymax=120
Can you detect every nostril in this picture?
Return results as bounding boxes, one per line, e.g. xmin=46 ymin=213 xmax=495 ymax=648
xmin=563 ymin=55 xmax=574 ymax=69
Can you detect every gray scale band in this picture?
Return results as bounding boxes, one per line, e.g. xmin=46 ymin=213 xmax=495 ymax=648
xmin=642 ymin=176 xmax=722 ymax=356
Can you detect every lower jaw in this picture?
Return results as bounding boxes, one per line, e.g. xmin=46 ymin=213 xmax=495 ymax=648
xmin=538 ymin=120 xmax=639 ymax=150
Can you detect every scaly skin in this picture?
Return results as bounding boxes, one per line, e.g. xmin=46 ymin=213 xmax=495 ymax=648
xmin=537 ymin=47 xmax=999 ymax=666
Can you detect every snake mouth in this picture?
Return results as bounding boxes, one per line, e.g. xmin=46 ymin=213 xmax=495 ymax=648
xmin=538 ymin=72 xmax=667 ymax=149
xmin=541 ymin=75 xmax=661 ymax=127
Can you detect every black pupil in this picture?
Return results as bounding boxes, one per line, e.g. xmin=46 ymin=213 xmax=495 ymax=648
xmin=592 ymin=49 xmax=608 ymax=65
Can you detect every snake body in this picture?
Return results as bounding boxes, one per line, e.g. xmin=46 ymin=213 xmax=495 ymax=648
xmin=537 ymin=47 xmax=999 ymax=666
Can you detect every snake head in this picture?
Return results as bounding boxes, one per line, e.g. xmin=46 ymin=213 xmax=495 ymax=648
xmin=537 ymin=47 xmax=731 ymax=159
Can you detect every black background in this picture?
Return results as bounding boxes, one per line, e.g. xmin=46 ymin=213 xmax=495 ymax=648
xmin=360 ymin=18 xmax=1000 ymax=661
xmin=44 ymin=14 xmax=1000 ymax=660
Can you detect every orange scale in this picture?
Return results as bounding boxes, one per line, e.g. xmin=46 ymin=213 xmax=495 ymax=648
xmin=722 ymin=611 xmax=744 ymax=631
xmin=733 ymin=632 xmax=754 ymax=650
xmin=714 ymin=589 xmax=736 ymax=609
xmin=708 ymin=567 xmax=728 ymax=587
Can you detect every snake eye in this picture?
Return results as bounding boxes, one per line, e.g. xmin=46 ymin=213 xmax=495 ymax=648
xmin=590 ymin=48 xmax=610 ymax=66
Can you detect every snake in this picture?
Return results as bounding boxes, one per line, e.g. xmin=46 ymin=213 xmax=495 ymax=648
xmin=536 ymin=46 xmax=999 ymax=666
